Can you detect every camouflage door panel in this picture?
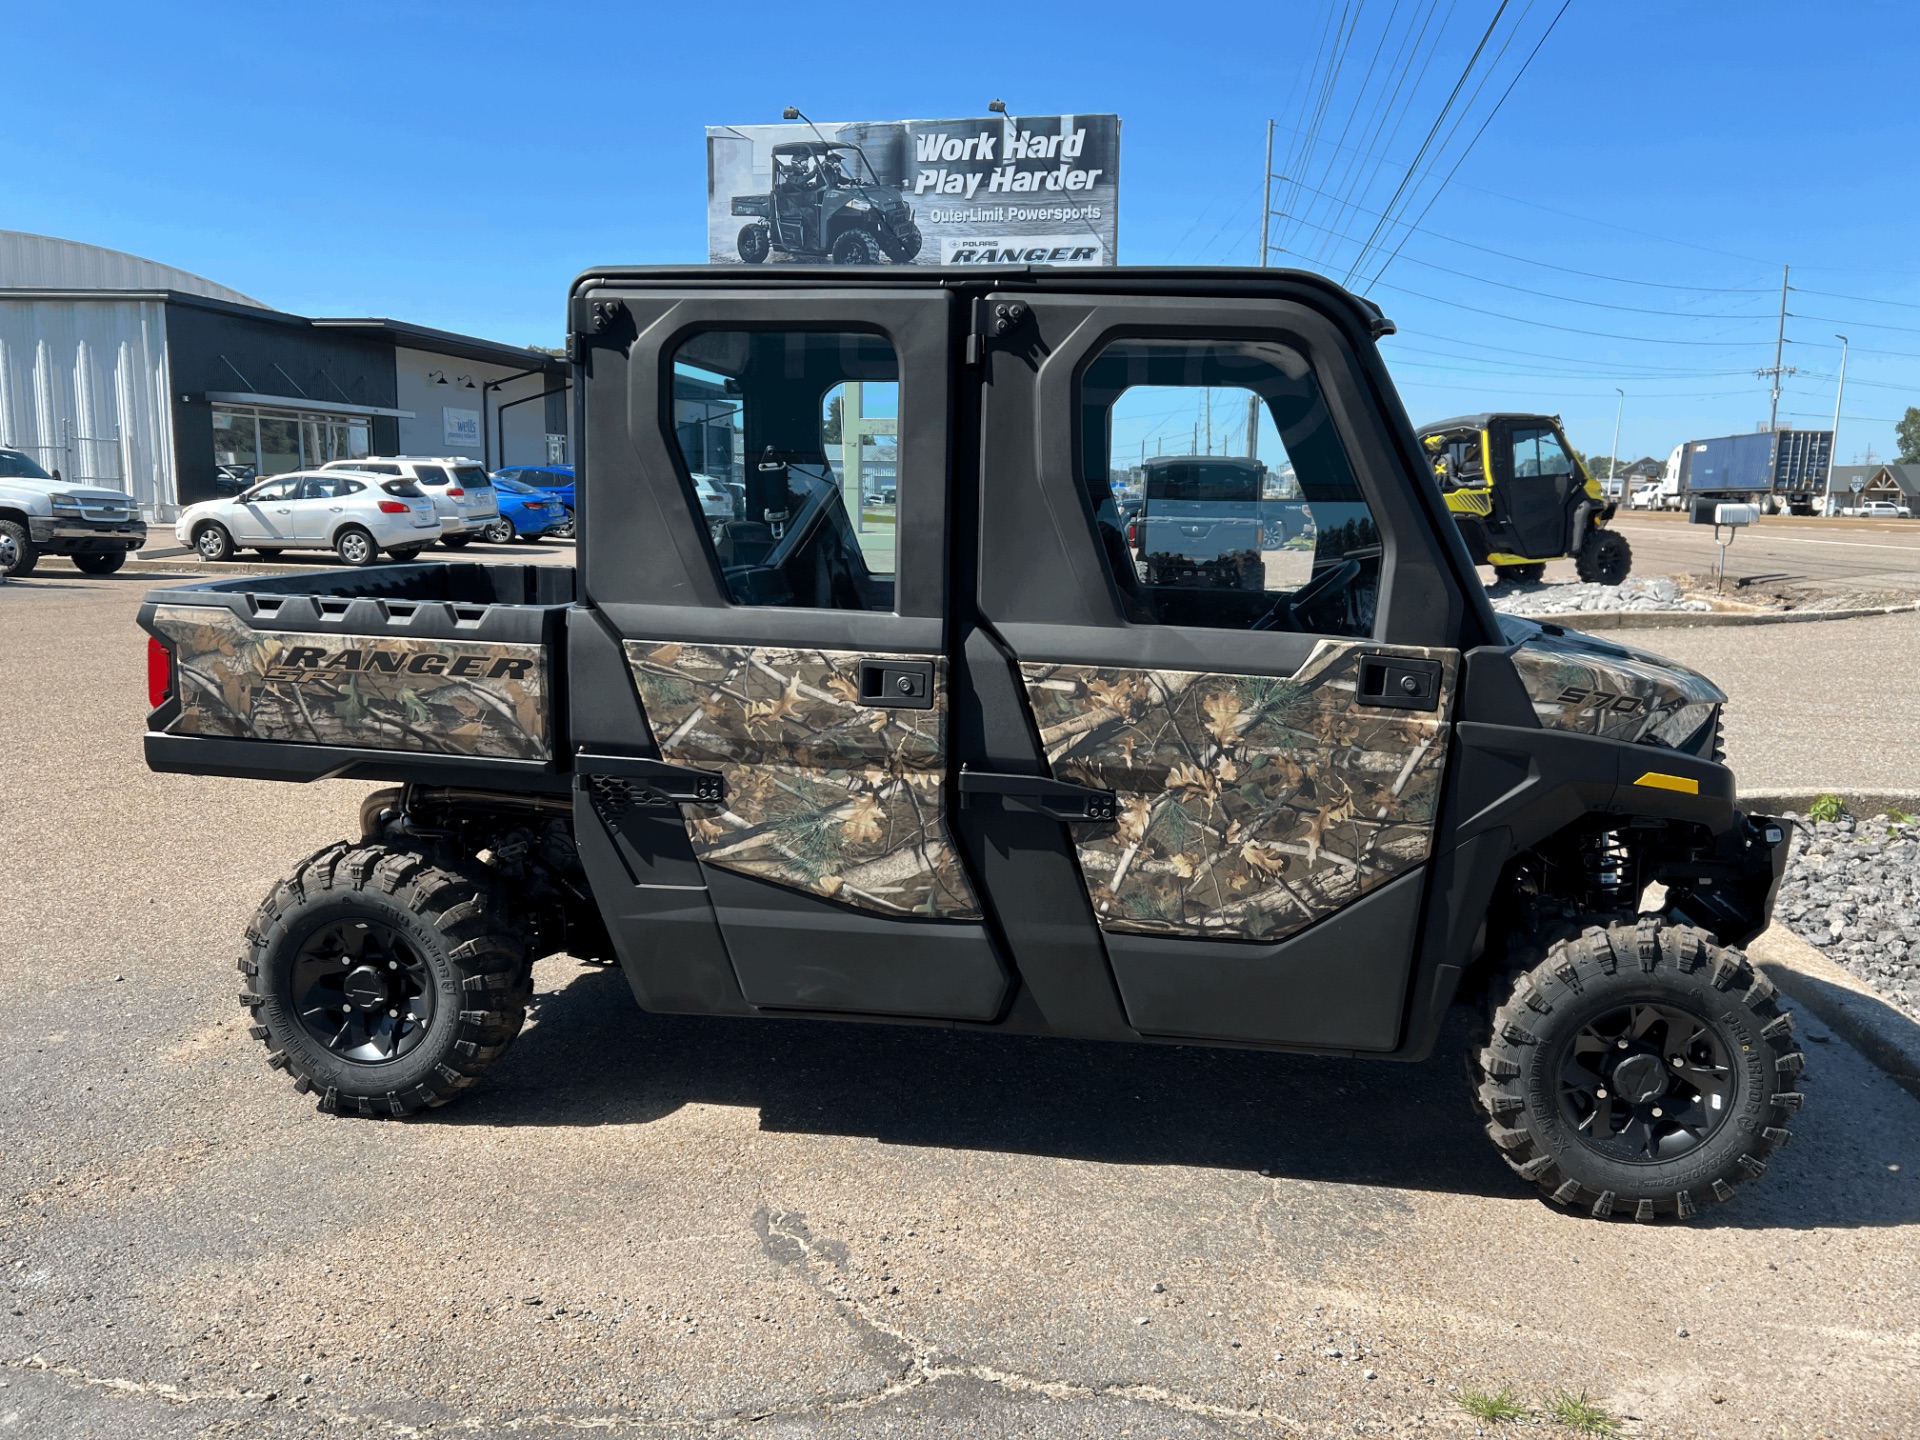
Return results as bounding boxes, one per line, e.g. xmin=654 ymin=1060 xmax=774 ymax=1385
xmin=1507 ymin=623 xmax=1725 ymax=748
xmin=1021 ymin=642 xmax=1456 ymax=941
xmin=625 ymin=642 xmax=982 ymax=920
xmin=151 ymin=604 xmax=551 ymax=760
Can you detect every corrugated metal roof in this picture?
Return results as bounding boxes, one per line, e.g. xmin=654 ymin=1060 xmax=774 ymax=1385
xmin=0 ymin=231 xmax=267 ymax=308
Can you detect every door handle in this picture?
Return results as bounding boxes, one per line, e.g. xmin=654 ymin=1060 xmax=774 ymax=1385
xmin=857 ymin=658 xmax=935 ymax=710
xmin=574 ymin=749 xmax=725 ymax=804
xmin=1356 ymin=654 xmax=1443 ymax=711
xmin=959 ymin=769 xmax=1117 ymax=823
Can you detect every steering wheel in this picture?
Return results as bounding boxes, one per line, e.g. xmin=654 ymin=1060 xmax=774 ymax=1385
xmin=1251 ymin=557 xmax=1363 ymax=633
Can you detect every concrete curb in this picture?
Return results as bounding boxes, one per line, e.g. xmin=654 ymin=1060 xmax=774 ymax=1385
xmin=1739 ymin=789 xmax=1920 ymax=817
xmin=1508 ymin=601 xmax=1920 ymax=631
xmin=1746 ymin=925 xmax=1920 ymax=1096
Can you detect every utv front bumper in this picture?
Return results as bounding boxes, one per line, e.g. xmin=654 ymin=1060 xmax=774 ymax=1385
xmin=1661 ymin=811 xmax=1792 ymax=950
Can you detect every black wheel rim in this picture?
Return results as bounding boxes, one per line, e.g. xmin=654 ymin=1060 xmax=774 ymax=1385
xmin=1557 ymin=999 xmax=1736 ymax=1163
xmin=290 ymin=919 xmax=436 ymax=1064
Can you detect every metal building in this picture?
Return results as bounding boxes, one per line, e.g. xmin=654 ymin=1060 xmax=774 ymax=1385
xmin=0 ymin=231 xmax=566 ymax=520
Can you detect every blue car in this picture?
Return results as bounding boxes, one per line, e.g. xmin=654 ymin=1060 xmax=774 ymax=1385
xmin=493 ymin=465 xmax=575 ymax=537
xmin=481 ymin=476 xmax=566 ymax=542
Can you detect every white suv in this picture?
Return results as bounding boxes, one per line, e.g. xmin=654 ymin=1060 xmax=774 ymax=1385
xmin=174 ymin=471 xmax=441 ymax=566
xmin=322 ymin=457 xmax=498 ymax=545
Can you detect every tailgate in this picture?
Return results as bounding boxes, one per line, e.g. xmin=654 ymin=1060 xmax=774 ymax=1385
xmin=141 ymin=563 xmax=573 ymax=786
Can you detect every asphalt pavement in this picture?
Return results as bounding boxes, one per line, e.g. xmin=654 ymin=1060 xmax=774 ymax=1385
xmin=3 ymin=574 xmax=1917 ymax=1439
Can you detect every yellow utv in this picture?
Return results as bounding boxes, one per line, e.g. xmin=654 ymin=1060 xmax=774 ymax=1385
xmin=1417 ymin=413 xmax=1631 ymax=585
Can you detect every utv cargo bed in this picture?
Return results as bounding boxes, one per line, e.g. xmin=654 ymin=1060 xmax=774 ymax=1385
xmin=141 ymin=563 xmax=575 ymax=791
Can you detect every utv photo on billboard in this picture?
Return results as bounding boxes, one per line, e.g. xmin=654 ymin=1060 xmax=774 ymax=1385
xmin=708 ymin=114 xmax=1120 ymax=268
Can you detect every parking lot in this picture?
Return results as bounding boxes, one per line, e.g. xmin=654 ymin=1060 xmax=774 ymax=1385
xmin=2 ymin=570 xmax=1917 ymax=1439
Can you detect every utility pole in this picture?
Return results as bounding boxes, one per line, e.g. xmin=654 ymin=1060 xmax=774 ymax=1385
xmin=1257 ymin=118 xmax=1274 ymax=267
xmin=1609 ymin=389 xmax=1624 ymax=497
xmin=1759 ymin=263 xmax=1796 ymax=435
xmin=1204 ymin=389 xmax=1212 ymax=454
xmin=1828 ymin=333 xmax=1849 ymax=506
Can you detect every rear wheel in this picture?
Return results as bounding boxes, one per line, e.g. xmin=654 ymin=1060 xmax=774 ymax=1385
xmin=1575 ymin=527 xmax=1632 ymax=585
xmin=831 ymin=229 xmax=882 ymax=265
xmin=333 ymin=526 xmax=378 ymax=567
xmin=738 ymin=223 xmax=772 ymax=264
xmin=193 ymin=523 xmax=235 ymax=563
xmin=72 ymin=549 xmax=127 ymax=575
xmin=388 ymin=546 xmax=426 ymax=562
xmin=442 ymin=534 xmax=473 ymax=549
xmin=552 ymin=508 xmax=575 ymax=539
xmin=238 ymin=842 xmax=531 ymax=1116
xmin=1494 ymin=562 xmax=1546 ymax=585
xmin=1472 ymin=920 xmax=1804 ymax=1220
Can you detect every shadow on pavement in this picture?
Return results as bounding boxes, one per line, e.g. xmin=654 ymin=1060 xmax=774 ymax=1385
xmin=425 ymin=965 xmax=1920 ymax=1229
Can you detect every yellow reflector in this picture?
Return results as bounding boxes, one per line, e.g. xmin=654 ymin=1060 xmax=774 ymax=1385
xmin=1634 ymin=772 xmax=1699 ymax=795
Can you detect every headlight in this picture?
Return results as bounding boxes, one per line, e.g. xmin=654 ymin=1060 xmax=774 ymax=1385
xmin=843 ymin=199 xmax=871 ymax=213
xmin=49 ymin=492 xmax=82 ymax=517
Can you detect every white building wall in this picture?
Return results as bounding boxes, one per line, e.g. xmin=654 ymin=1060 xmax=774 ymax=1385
xmin=0 ymin=299 xmax=175 ymax=516
xmin=393 ymin=347 xmax=554 ymax=468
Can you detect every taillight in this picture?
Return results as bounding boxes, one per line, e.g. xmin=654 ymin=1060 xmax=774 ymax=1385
xmin=378 ymin=500 xmax=410 ymax=514
xmin=147 ymin=636 xmax=173 ymax=708
xmin=445 ymin=487 xmax=465 ymax=498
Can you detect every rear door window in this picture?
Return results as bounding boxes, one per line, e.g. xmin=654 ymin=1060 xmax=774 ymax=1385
xmin=451 ymin=465 xmax=490 ymax=488
xmin=413 ymin=466 xmax=450 ymax=487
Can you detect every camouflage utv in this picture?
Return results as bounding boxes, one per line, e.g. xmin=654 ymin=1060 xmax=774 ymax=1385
xmin=140 ymin=266 xmax=1800 ymax=1223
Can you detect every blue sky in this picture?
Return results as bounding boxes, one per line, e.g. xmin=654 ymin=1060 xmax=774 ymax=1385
xmin=5 ymin=0 xmax=1916 ymax=463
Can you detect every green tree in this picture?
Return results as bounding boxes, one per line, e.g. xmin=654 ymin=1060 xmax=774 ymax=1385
xmin=1897 ymin=406 xmax=1920 ymax=465
xmin=823 ymin=395 xmax=843 ymax=443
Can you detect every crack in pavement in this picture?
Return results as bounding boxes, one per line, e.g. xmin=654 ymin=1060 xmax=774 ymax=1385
xmin=751 ymin=1205 xmax=1303 ymax=1433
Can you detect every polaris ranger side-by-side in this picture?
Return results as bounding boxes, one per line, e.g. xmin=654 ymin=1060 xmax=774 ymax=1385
xmin=141 ymin=266 xmax=1800 ymax=1222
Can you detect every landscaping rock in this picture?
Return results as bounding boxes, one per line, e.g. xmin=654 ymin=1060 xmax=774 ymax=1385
xmin=1774 ymin=809 xmax=1920 ymax=1022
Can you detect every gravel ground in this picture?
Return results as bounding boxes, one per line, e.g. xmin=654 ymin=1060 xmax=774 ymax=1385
xmin=1776 ymin=812 xmax=1920 ymax=1020
xmin=1488 ymin=575 xmax=1709 ymax=615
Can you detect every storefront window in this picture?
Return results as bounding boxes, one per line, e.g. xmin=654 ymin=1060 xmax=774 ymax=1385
xmin=211 ymin=407 xmax=376 ymax=478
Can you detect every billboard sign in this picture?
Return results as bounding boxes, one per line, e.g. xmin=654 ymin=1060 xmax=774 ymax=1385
xmin=706 ymin=113 xmax=1120 ymax=268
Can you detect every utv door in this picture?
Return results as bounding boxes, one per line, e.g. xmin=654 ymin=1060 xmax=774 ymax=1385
xmin=1492 ymin=419 xmax=1586 ymax=558
xmin=569 ymin=284 xmax=1009 ymax=1021
xmin=971 ymin=291 xmax=1470 ymax=1052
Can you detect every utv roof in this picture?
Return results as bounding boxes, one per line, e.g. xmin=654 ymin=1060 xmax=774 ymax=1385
xmin=771 ymin=141 xmax=861 ymax=156
xmin=1417 ymin=413 xmax=1559 ymax=435
xmin=569 ymin=265 xmax=1395 ymax=342
xmin=1143 ymin=454 xmax=1263 ymax=469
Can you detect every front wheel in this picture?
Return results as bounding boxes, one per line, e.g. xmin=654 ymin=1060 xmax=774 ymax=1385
xmin=483 ymin=516 xmax=516 ymax=544
xmin=72 ymin=549 xmax=127 ymax=575
xmin=441 ymin=534 xmax=473 ymax=550
xmin=1473 ymin=921 xmax=1805 ymax=1220
xmin=334 ymin=526 xmax=378 ymax=567
xmin=1494 ymin=562 xmax=1546 ymax=585
xmin=0 ymin=519 xmax=30 ymax=577
xmin=1575 ymin=527 xmax=1632 ymax=585
xmin=193 ymin=523 xmax=236 ymax=563
xmin=238 ymin=843 xmax=531 ymax=1116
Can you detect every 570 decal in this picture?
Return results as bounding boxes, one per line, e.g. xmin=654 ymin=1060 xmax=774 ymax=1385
xmin=1556 ymin=685 xmax=1649 ymax=715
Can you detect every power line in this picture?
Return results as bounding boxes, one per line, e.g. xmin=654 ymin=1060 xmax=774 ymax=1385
xmin=1259 ymin=115 xmax=1783 ymax=268
xmin=1277 ymin=208 xmax=1771 ymax=319
xmin=1342 ymin=0 xmax=1514 ymax=287
xmin=1790 ymin=309 xmax=1920 ymax=337
xmin=1364 ymin=0 xmax=1574 ymax=291
xmin=1792 ymin=286 xmax=1920 ymax=309
xmin=1388 ymin=327 xmax=1788 ymax=373
xmin=1267 ymin=171 xmax=1768 ymax=293
xmin=1372 ymin=280 xmax=1780 ymax=346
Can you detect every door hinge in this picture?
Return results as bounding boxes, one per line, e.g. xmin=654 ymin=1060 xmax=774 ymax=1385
xmin=959 ymin=768 xmax=1117 ymax=823
xmin=574 ymin=750 xmax=725 ymax=804
xmin=967 ymin=296 xmax=1032 ymax=365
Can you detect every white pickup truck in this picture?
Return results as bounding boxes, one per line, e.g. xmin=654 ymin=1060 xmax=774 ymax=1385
xmin=0 ymin=447 xmax=148 ymax=578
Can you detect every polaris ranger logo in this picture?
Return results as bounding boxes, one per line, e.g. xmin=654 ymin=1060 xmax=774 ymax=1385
xmin=942 ymin=234 xmax=1104 ymax=265
xmin=1556 ymin=685 xmax=1648 ymax=715
xmin=263 ymin=645 xmax=536 ymax=683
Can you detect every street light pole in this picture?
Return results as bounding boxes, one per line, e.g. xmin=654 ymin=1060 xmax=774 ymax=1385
xmin=1828 ymin=333 xmax=1849 ymax=508
xmin=1609 ymin=388 xmax=1624 ymax=498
